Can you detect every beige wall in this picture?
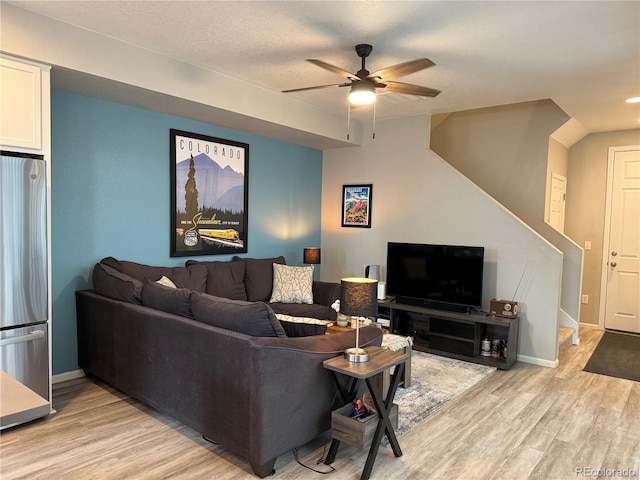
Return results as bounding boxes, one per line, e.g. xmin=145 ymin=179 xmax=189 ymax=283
xmin=430 ymin=100 xmax=569 ymax=228
xmin=322 ymin=115 xmax=564 ymax=366
xmin=545 ymin=137 xmax=569 ymax=225
xmin=565 ymin=129 xmax=640 ymax=325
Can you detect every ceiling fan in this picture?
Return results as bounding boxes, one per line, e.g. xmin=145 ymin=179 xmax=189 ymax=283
xmin=282 ymin=44 xmax=440 ymax=105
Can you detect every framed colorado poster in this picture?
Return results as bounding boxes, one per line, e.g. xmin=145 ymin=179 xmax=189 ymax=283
xmin=341 ymin=184 xmax=373 ymax=228
xmin=170 ymin=129 xmax=249 ymax=256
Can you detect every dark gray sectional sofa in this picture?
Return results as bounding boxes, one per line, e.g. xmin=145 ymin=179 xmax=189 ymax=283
xmin=76 ymin=256 xmax=382 ymax=477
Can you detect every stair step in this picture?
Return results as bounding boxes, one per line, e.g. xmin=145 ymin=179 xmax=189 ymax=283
xmin=558 ymin=327 xmax=575 ymax=358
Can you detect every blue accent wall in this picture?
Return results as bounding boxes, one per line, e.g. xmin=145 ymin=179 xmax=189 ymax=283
xmin=51 ymin=90 xmax=323 ymax=375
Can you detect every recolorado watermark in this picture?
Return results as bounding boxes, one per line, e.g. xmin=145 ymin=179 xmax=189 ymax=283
xmin=576 ymin=467 xmax=638 ymax=478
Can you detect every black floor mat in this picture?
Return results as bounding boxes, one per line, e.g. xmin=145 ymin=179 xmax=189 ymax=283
xmin=583 ymin=331 xmax=640 ymax=382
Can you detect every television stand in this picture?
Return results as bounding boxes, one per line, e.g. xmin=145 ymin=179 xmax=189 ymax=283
xmin=378 ymin=298 xmax=518 ymax=369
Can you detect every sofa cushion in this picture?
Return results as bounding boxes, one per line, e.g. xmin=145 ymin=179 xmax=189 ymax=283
xmin=92 ymin=263 xmax=144 ymax=304
xmin=270 ymin=264 xmax=314 ymax=304
xmin=100 ymin=256 xmax=207 ymax=292
xmin=141 ymin=280 xmax=193 ymax=318
xmin=186 ymin=260 xmax=247 ymax=300
xmin=270 ymin=302 xmax=334 ymax=321
xmin=275 ymin=314 xmax=329 ymax=337
xmin=278 ymin=321 xmax=326 ymax=337
xmin=191 ymin=292 xmax=287 ymax=337
xmin=233 ymin=256 xmax=286 ymax=302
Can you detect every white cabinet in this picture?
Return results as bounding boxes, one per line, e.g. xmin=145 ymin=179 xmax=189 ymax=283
xmin=0 ymin=55 xmax=50 ymax=154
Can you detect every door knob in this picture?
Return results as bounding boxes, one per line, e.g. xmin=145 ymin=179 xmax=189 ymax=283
xmin=610 ymin=262 xmax=617 ymax=267
xmin=611 ymin=251 xmax=618 ymax=256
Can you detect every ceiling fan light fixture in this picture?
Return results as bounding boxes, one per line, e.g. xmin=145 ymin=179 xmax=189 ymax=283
xmin=349 ymin=82 xmax=376 ymax=105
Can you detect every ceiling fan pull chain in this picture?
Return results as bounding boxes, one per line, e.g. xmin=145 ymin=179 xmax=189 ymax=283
xmin=346 ymin=99 xmax=351 ymax=141
xmin=372 ymin=101 xmax=376 ymax=140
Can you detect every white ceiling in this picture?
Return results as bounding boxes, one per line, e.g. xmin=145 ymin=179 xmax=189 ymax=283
xmin=7 ymin=0 xmax=640 ymax=134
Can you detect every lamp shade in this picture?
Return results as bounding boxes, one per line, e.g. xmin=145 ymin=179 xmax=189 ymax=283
xmin=340 ymin=277 xmax=378 ymax=317
xmin=303 ymin=247 xmax=321 ymax=265
xmin=349 ymin=82 xmax=376 ymax=105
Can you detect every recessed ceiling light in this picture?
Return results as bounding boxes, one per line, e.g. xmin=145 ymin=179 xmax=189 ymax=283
xmin=626 ymin=97 xmax=640 ymax=103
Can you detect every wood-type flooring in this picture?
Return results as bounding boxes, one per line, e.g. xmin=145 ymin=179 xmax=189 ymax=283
xmin=1 ymin=326 xmax=638 ymax=479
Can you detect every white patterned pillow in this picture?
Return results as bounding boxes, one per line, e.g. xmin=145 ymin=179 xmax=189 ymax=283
xmin=156 ymin=275 xmax=177 ymax=288
xmin=270 ymin=264 xmax=314 ymax=304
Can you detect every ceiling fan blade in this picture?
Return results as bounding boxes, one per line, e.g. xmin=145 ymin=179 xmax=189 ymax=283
xmin=383 ymin=81 xmax=441 ymax=97
xmin=367 ymin=58 xmax=435 ymax=82
xmin=307 ymin=59 xmax=359 ymax=80
xmin=282 ymin=82 xmax=350 ymax=93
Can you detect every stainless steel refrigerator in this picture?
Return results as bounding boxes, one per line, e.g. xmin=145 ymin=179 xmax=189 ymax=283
xmin=0 ymin=152 xmax=51 ymax=429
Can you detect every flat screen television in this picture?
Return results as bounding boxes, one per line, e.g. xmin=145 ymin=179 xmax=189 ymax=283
xmin=386 ymin=242 xmax=484 ymax=313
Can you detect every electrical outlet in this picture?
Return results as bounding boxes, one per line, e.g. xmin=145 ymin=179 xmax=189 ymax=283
xmin=582 ymin=294 xmax=589 ymax=304
xmin=585 ymin=241 xmax=592 ymax=251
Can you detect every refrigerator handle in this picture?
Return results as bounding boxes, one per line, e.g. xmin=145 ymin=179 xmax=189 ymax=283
xmin=0 ymin=330 xmax=46 ymax=346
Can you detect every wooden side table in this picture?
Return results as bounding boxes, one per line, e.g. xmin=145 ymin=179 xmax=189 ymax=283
xmin=323 ymin=346 xmax=408 ymax=480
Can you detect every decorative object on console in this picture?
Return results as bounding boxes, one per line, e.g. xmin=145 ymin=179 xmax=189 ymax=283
xmin=303 ymin=247 xmax=321 ymax=265
xmin=489 ymin=298 xmax=518 ymax=318
xmin=341 ymin=184 xmax=373 ymax=228
xmin=364 ymin=264 xmax=380 ymax=280
xmin=331 ymin=300 xmax=349 ymax=327
xmin=341 ymin=277 xmax=378 ymax=362
xmin=170 ymin=129 xmax=249 ymax=257
xmin=364 ymin=264 xmax=387 ymax=299
xmin=481 ymin=335 xmax=491 ymax=357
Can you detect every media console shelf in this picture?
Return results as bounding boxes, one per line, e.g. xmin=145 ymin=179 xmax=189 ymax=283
xmin=378 ymin=298 xmax=518 ymax=369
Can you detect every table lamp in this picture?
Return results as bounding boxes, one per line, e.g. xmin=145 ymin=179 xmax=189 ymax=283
xmin=303 ymin=247 xmax=321 ymax=265
xmin=341 ymin=277 xmax=378 ymax=362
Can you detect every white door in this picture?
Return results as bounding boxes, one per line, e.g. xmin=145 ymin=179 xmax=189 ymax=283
xmin=603 ymin=147 xmax=640 ymax=333
xmin=549 ymin=173 xmax=567 ymax=233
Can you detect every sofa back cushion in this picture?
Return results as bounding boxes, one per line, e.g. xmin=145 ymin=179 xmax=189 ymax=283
xmin=92 ymin=263 xmax=144 ymax=304
xmin=191 ymin=292 xmax=287 ymax=337
xmin=141 ymin=280 xmax=194 ymax=318
xmin=232 ymin=256 xmax=286 ymax=302
xmin=100 ymin=257 xmax=207 ymax=292
xmin=186 ymin=260 xmax=247 ymax=300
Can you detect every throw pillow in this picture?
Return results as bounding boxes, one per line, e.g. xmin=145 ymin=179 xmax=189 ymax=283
xmin=156 ymin=275 xmax=177 ymax=288
xmin=141 ymin=280 xmax=193 ymax=318
xmin=186 ymin=260 xmax=247 ymax=300
xmin=191 ymin=292 xmax=287 ymax=338
xmin=92 ymin=263 xmax=144 ymax=304
xmin=270 ymin=264 xmax=314 ymax=304
xmin=232 ymin=256 xmax=286 ymax=302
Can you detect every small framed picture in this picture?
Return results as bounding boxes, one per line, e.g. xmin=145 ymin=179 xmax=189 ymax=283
xmin=341 ymin=184 xmax=373 ymax=228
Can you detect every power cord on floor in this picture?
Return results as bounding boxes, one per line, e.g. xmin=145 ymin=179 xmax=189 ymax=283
xmin=205 ymin=435 xmax=335 ymax=475
xmin=202 ymin=435 xmax=219 ymax=445
xmin=293 ymin=442 xmax=336 ymax=475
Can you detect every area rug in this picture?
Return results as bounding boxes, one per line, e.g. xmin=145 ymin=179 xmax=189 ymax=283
xmin=583 ymin=331 xmax=640 ymax=382
xmin=381 ymin=351 xmax=495 ymax=446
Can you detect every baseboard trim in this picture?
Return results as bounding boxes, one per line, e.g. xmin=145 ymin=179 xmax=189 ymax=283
xmin=52 ymin=369 xmax=85 ymax=384
xmin=517 ymin=354 xmax=558 ymax=368
xmin=579 ymin=322 xmax=601 ymax=330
